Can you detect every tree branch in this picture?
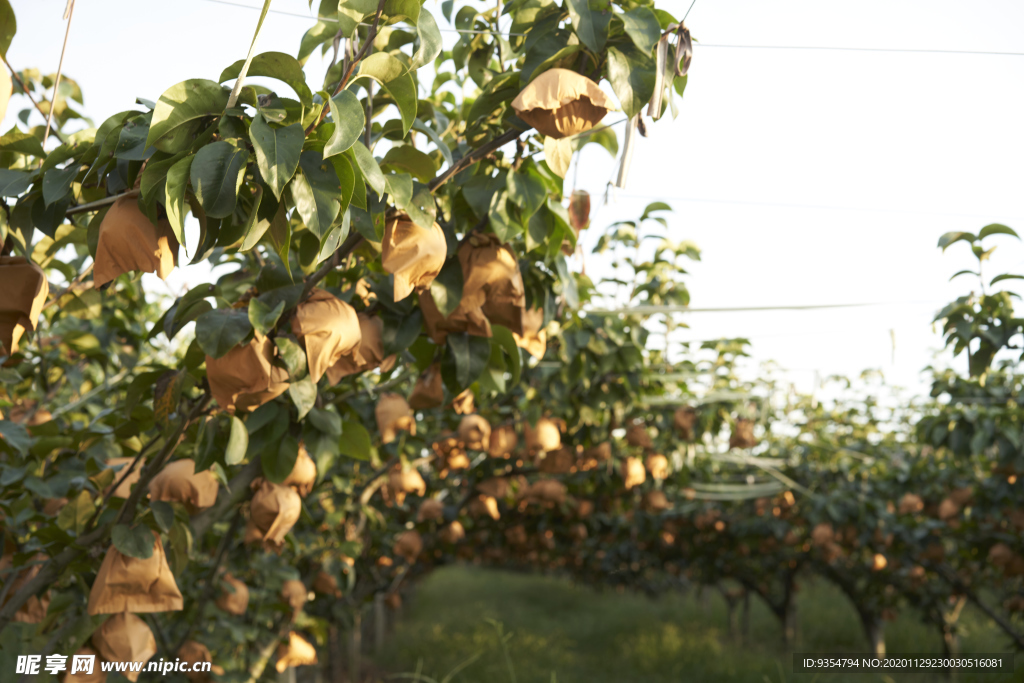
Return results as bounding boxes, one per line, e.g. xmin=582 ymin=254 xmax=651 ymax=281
xmin=301 ymin=232 xmax=365 ymax=300
xmin=0 ymin=56 xmax=64 ymax=145
xmin=429 ymin=128 xmax=523 ymax=193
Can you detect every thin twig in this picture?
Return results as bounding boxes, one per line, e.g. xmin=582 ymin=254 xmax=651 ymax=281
xmin=65 ymin=190 xmax=137 ymax=217
xmin=44 ymin=263 xmax=93 ymax=309
xmin=301 ymin=232 xmax=364 ymax=298
xmin=43 ymin=0 xmax=76 ymax=146
xmin=429 ymin=128 xmax=522 ymax=192
xmin=0 ymin=56 xmax=64 ymax=144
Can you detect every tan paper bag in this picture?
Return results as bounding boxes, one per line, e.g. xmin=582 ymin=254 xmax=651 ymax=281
xmin=488 ymin=424 xmax=517 ymax=458
xmin=245 ymin=479 xmax=302 ymax=552
xmin=275 ymin=632 xmax=318 ymax=673
xmin=416 ymin=498 xmax=444 ymax=523
xmin=513 ymin=308 xmax=547 ymax=358
xmin=325 ymin=313 xmax=395 ymax=383
xmin=458 ymin=414 xmax=491 ymax=451
xmin=215 ymin=573 xmax=250 ymax=615
xmin=291 ymin=288 xmax=362 ymax=382
xmin=62 ymin=645 xmax=107 ymax=683
xmin=148 ymin=459 xmax=219 ymax=513
xmin=313 ymin=570 xmax=342 ymax=598
xmin=376 ymin=393 xmax=415 ymax=444
xmin=393 ymin=531 xmax=423 ymax=563
xmin=91 ymin=612 xmax=157 ymax=683
xmin=206 ymin=337 xmax=290 ymax=413
xmin=408 ymin=363 xmax=443 ymax=409
xmin=104 ymin=457 xmax=142 ymax=499
xmin=281 ymin=579 xmax=308 ymax=616
xmin=93 ymin=196 xmax=179 ymax=287
xmin=0 ymin=256 xmax=49 ymax=357
xmin=178 ymin=640 xmax=224 ymax=682
xmin=382 ymin=214 xmax=447 ymax=301
xmin=524 ymin=418 xmax=563 ymax=454
xmin=282 ymin=443 xmax=317 ymax=497
xmin=645 ymin=454 xmax=669 ymax=480
xmin=87 ymin=532 xmax=183 ymax=614
xmin=511 ymin=68 xmax=614 ymax=139
xmin=622 ymin=457 xmax=646 ymax=490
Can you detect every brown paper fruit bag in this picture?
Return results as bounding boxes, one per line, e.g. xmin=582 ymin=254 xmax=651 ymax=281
xmin=313 ymin=570 xmax=342 ymax=598
xmin=408 ymin=363 xmax=443 ymax=409
xmin=87 ymin=532 xmax=183 ymax=615
xmin=382 ymin=213 xmax=447 ymax=301
xmin=513 ymin=308 xmax=547 ymax=358
xmin=148 ymin=459 xmax=219 ymax=513
xmin=62 ymin=645 xmax=107 ymax=683
xmin=93 ymin=196 xmax=179 ymax=287
xmin=521 ymin=479 xmax=567 ymax=506
xmin=458 ymin=414 xmax=491 ymax=451
xmin=215 ymin=573 xmax=250 ymax=615
xmin=275 ymin=632 xmax=318 ymax=673
xmin=645 ymin=454 xmax=669 ymax=480
xmin=245 ymin=479 xmax=302 ymax=551
xmin=394 ymin=530 xmax=423 ymax=563
xmin=450 ymin=389 xmax=475 ymax=415
xmin=729 ymin=418 xmax=758 ymax=449
xmin=622 ymin=457 xmax=646 ymax=490
xmin=511 ymin=68 xmax=614 ymax=139
xmin=385 ymin=466 xmax=426 ymax=506
xmin=281 ymin=579 xmax=308 ymax=616
xmin=488 ymin=424 xmax=518 ymax=458
xmin=625 ymin=422 xmax=653 ymax=449
xmin=282 ymin=444 xmax=318 ymax=497
xmin=461 ymin=234 xmax=526 ymax=335
xmin=291 ymin=288 xmax=362 ymax=382
xmin=325 ymin=313 xmax=396 ymax=383
xmin=642 ymin=490 xmax=672 ymax=513
xmin=417 ymin=498 xmax=444 ymax=522
xmin=206 ymin=337 xmax=290 ymax=413
xmin=524 ymin=417 xmax=563 ymax=453
xmin=583 ymin=443 xmax=611 ymax=462
xmin=0 ymin=256 xmax=49 ymax=357
xmin=178 ymin=640 xmax=225 ymax=682
xmin=0 ymin=552 xmax=50 ymax=623
xmin=468 ymin=495 xmax=500 ymax=520
xmin=376 ymin=393 xmax=415 ymax=443
xmin=418 ymin=286 xmax=492 ymax=345
xmin=439 ymin=521 xmax=466 ymax=544
xmin=91 ymin=612 xmax=157 ymax=683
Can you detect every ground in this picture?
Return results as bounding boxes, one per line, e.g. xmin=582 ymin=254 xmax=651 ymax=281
xmin=374 ymin=566 xmax=1024 ymax=683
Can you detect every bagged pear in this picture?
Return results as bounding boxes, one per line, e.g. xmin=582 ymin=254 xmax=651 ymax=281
xmin=0 ymin=552 xmax=50 ymax=623
xmin=409 ymin=363 xmax=443 ymax=409
xmin=385 ymin=466 xmax=426 ymax=506
xmin=458 ymin=414 xmax=491 ymax=451
xmin=417 ymin=498 xmax=444 ymax=522
xmin=394 ymin=530 xmax=423 ymax=562
xmin=275 ymin=632 xmax=318 ymax=673
xmin=91 ymin=612 xmax=157 ymax=683
xmin=206 ymin=337 xmax=290 ymax=413
xmin=511 ymin=68 xmax=614 ymax=139
xmin=93 ymin=196 xmax=179 ymax=287
xmin=513 ymin=307 xmax=547 ymax=358
xmin=382 ymin=213 xmax=447 ymax=301
xmin=0 ymin=256 xmax=49 ymax=358
xmin=148 ymin=459 xmax=219 ymax=513
xmin=63 ymin=646 xmax=106 ymax=683
xmin=326 ymin=313 xmax=396 ymax=383
xmin=622 ymin=457 xmax=646 ymax=489
xmin=281 ymin=579 xmax=308 ymax=615
xmin=729 ymin=418 xmax=758 ymax=449
xmin=645 ymin=454 xmax=669 ymax=480
xmin=450 ymin=389 xmax=475 ymax=415
xmin=245 ymin=479 xmax=302 ymax=551
xmin=87 ymin=532 xmax=183 ymax=614
xmin=488 ymin=424 xmax=518 ymax=458
xmin=291 ymin=288 xmax=362 ymax=382
xmin=376 ymin=393 xmax=416 ymax=443
xmin=313 ymin=570 xmax=342 ymax=598
xmin=524 ymin=417 xmax=563 ymax=453
xmin=215 ymin=573 xmax=250 ymax=615
xmin=282 ymin=444 xmax=318 ymax=496
xmin=178 ymin=640 xmax=225 ymax=682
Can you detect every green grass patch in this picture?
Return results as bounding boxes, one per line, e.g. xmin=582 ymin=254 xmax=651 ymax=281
xmin=374 ymin=566 xmax=1024 ymax=683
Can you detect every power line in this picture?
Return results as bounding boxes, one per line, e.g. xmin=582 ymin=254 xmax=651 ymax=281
xmin=586 ymin=300 xmax=942 ymax=316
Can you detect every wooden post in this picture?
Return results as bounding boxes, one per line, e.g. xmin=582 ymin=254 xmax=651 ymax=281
xmin=374 ymin=593 xmax=386 ymax=652
xmin=349 ymin=610 xmax=362 ymax=683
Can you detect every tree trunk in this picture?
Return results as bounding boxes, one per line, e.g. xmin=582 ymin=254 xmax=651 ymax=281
xmin=349 ymin=611 xmax=362 ymax=683
xmin=941 ymin=596 xmax=967 ymax=681
xmin=859 ymin=612 xmax=886 ymax=658
xmin=783 ymin=597 xmax=798 ymax=649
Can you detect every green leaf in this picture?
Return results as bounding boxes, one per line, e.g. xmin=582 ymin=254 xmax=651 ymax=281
xmin=937 ymin=231 xmax=976 ymax=251
xmin=225 ymin=415 xmax=249 ymax=466
xmin=430 ymin=257 xmax=464 ymax=318
xmin=339 ymin=419 xmax=372 ymax=461
xmin=56 ymin=491 xmax=96 ymax=534
xmin=274 ymin=337 xmax=308 ymax=380
xmin=164 ymin=155 xmax=194 ymax=247
xmin=507 ymin=169 xmax=547 ymax=220
xmin=606 ymin=46 xmax=656 ymax=118
xmin=111 ymin=524 xmax=155 ymax=560
xmin=412 ymin=120 xmax=453 ymax=168
xmin=251 ymin=114 xmax=303 ymax=200
xmin=0 ymin=0 xmax=15 ymax=59
xmin=190 ymin=141 xmax=248 ymax=219
xmin=0 ymin=127 xmax=45 ymax=157
xmin=411 ymin=9 xmax=443 ymax=71
xmin=0 ymin=420 xmax=31 ymax=454
xmin=248 ymin=296 xmax=285 ymax=338
xmin=978 ymin=223 xmax=1019 ymax=240
xmin=352 ymin=141 xmax=386 ymax=197
xmin=168 ymin=521 xmax=192 ymax=576
xmin=355 ymin=53 xmax=417 ymax=136
xmin=381 ymin=145 xmax=438 ymax=184
xmin=292 ymin=151 xmax=342 ymax=239
xmin=555 ymin=254 xmax=579 ymax=308
xmin=490 ymin=324 xmax=522 ymax=387
xmin=42 ymin=166 xmax=78 ymax=207
xmin=444 ymin=333 xmax=491 ymax=391
xmin=621 ymin=6 xmax=662 ymax=56
xmin=324 ymin=90 xmax=365 ymax=159
xmin=991 ymin=274 xmax=1024 ymax=286
xmin=263 ymin=433 xmax=300 ymax=484
xmin=288 ymin=376 xmax=317 ymax=420
xmin=220 ymin=51 xmax=314 ymax=106
xmin=0 ymin=169 xmax=31 ymax=197
xmin=565 ymin=0 xmax=609 ymax=53
xmin=195 ymin=308 xmax=253 ymax=358
xmin=147 ymin=79 xmax=229 ymax=149
xmin=150 ymin=501 xmax=175 ymax=533
xmin=384 ymin=0 xmax=420 ymax=24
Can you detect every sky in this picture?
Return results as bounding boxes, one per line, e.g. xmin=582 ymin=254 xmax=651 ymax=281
xmin=5 ymin=0 xmax=1024 ymax=398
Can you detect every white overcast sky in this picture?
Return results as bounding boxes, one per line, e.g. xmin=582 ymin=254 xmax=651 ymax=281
xmin=6 ymin=0 xmax=1024 ymax=397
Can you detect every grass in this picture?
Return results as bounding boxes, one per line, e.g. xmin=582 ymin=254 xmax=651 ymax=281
xmin=373 ymin=566 xmax=1024 ymax=683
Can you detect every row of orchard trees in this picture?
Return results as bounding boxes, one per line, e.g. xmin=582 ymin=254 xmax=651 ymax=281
xmin=0 ymin=0 xmax=700 ymax=679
